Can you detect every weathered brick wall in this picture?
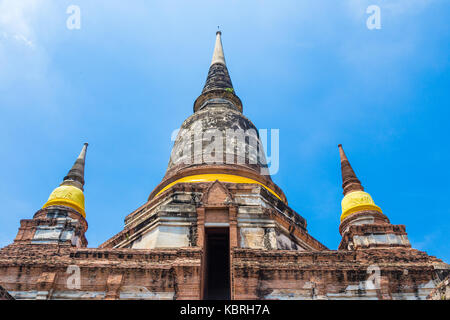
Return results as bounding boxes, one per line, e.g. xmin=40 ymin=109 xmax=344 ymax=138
xmin=0 ymin=244 xmax=202 ymax=300
xmin=1 ymin=242 xmax=448 ymax=300
xmin=232 ymin=248 xmax=449 ymax=300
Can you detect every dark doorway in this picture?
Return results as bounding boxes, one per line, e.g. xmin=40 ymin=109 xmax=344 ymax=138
xmin=204 ymin=228 xmax=230 ymax=300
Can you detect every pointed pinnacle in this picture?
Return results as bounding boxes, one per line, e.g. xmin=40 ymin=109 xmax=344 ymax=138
xmin=211 ymin=30 xmax=226 ymax=66
xmin=61 ymin=143 xmax=88 ymax=191
xmin=338 ymin=144 xmax=364 ymax=195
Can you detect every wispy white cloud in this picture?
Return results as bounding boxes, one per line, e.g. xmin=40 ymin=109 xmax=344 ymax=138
xmin=0 ymin=0 xmax=64 ymax=113
xmin=0 ymin=0 xmax=43 ymax=80
xmin=0 ymin=0 xmax=44 ymax=47
xmin=0 ymin=31 xmax=34 ymax=48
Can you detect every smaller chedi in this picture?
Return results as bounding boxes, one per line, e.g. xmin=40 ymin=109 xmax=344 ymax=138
xmin=43 ymin=143 xmax=88 ymax=218
xmin=0 ymin=32 xmax=448 ymax=300
xmin=339 ymin=144 xmax=383 ymax=222
xmin=11 ymin=143 xmax=88 ymax=249
xmin=337 ymin=144 xmax=410 ymax=251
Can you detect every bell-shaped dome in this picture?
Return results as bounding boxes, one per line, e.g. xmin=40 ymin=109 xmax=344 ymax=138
xmin=166 ymin=31 xmax=269 ymax=179
xmin=341 ymin=190 xmax=382 ymax=221
xmin=43 ymin=185 xmax=86 ymax=217
xmin=165 ymin=103 xmax=270 ymax=179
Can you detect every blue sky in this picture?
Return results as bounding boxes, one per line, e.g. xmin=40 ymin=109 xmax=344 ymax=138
xmin=0 ymin=0 xmax=449 ymax=262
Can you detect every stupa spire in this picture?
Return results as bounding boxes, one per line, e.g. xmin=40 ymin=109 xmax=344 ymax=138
xmin=210 ymin=30 xmax=226 ymax=66
xmin=61 ymin=143 xmax=88 ymax=191
xmin=42 ymin=143 xmax=89 ymax=218
xmin=338 ymin=144 xmax=364 ymax=196
xmin=194 ymin=30 xmax=243 ymax=112
xmin=201 ymin=31 xmax=234 ymax=95
xmin=338 ymin=144 xmax=383 ymax=222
